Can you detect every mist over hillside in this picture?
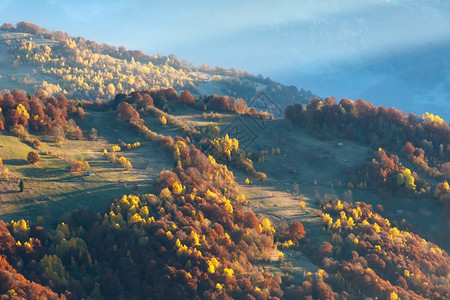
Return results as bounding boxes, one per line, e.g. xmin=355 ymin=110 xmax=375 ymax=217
xmin=1 ymin=0 xmax=450 ymax=120
xmin=277 ymin=40 xmax=450 ymax=121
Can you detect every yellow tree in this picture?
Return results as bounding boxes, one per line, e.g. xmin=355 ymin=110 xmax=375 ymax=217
xmin=107 ymin=83 xmax=116 ymax=96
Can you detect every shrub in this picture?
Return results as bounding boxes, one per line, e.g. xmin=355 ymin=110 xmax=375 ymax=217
xmin=70 ymin=160 xmax=90 ymax=173
xmin=255 ymin=172 xmax=267 ymax=181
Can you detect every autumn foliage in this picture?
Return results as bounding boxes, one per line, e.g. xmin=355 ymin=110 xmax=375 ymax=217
xmin=1 ymin=22 xmax=448 ymax=299
xmin=286 ymin=97 xmax=449 ymax=211
xmin=0 ymin=89 xmax=83 ymax=140
xmin=0 ymin=95 xmax=289 ymax=298
xmin=70 ymin=160 xmax=90 ymax=173
xmin=317 ymin=198 xmax=450 ymax=299
xmin=178 ymin=90 xmax=195 ymax=105
xmin=349 ymin=148 xmax=430 ymax=196
xmin=0 ymin=148 xmax=285 ymax=299
xmin=26 ymin=151 xmax=40 ymax=164
xmin=288 ymin=222 xmax=306 ymax=242
xmin=207 ymin=94 xmax=248 ymax=114
xmin=117 ymin=102 xmax=139 ymax=122
xmin=435 ymin=181 xmax=450 ymax=216
xmin=285 ymin=97 xmax=449 ymax=167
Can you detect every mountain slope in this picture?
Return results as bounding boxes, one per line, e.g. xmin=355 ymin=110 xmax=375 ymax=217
xmin=0 ymin=22 xmax=449 ymax=299
xmin=0 ymin=22 xmax=314 ymax=113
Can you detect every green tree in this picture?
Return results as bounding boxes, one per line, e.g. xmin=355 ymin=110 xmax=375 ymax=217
xmin=39 ymin=254 xmax=68 ymax=285
xmin=18 ymin=179 xmax=24 ymax=192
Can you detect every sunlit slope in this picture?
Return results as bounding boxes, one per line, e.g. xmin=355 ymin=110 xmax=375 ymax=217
xmin=0 ymin=23 xmax=313 ymax=111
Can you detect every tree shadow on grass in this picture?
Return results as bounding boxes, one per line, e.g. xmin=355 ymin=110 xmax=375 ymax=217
xmin=4 ymin=159 xmax=28 ymax=166
xmin=0 ymin=183 xmax=127 ymax=227
xmin=19 ymin=166 xmax=68 ymax=179
xmin=0 ymin=190 xmax=20 ymax=194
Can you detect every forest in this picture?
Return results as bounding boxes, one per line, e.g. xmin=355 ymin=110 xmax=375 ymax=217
xmin=0 ymin=21 xmax=448 ymax=300
xmin=0 ymin=86 xmax=448 ymax=299
xmin=0 ymin=88 xmax=299 ymax=299
xmin=285 ymin=98 xmax=450 ymax=216
xmin=0 ymin=22 xmax=313 ymax=107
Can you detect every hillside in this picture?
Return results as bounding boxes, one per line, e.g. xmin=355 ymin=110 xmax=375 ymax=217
xmin=0 ymin=22 xmax=449 ymax=299
xmin=0 ymin=22 xmax=314 ymax=115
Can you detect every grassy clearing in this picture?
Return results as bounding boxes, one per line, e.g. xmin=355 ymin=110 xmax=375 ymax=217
xmin=170 ymin=110 xmax=449 ymax=252
xmin=0 ymin=110 xmax=174 ymax=228
xmin=0 ymin=103 xmax=448 ymax=268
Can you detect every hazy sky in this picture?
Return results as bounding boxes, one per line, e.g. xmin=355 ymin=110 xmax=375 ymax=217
xmin=2 ymin=1 xmax=449 ymax=73
xmin=1 ymin=0 xmax=450 ymax=119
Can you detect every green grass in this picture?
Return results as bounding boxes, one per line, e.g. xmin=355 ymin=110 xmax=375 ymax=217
xmin=0 ymin=119 xmax=172 ymax=228
xmin=1 ymin=134 xmax=34 ymax=163
xmin=164 ymin=109 xmax=450 ymax=252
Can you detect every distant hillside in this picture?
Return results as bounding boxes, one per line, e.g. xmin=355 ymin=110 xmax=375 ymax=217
xmin=0 ymin=21 xmax=314 ymax=113
xmin=280 ymin=40 xmax=450 ymax=122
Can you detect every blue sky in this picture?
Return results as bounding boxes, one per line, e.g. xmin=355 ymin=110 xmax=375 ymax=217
xmin=1 ymin=0 xmax=450 ymax=119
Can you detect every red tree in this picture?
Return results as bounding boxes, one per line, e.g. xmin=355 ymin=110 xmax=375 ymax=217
xmin=288 ymin=221 xmax=306 ymax=241
xmin=118 ymin=102 xmax=139 ymax=122
xmin=27 ymin=151 xmax=40 ymax=164
xmin=319 ymin=241 xmax=333 ymax=254
xmin=178 ymin=90 xmax=195 ymax=105
xmin=402 ymin=142 xmax=415 ymax=156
